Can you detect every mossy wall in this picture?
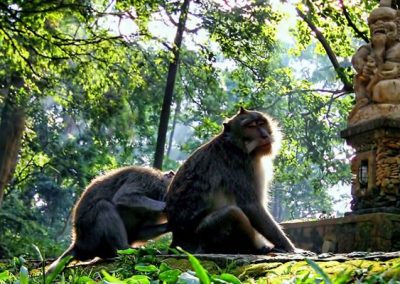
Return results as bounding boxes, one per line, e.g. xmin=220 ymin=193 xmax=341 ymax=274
xmin=281 ymin=213 xmax=400 ymax=253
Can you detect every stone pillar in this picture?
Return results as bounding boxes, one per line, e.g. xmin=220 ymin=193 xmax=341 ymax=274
xmin=343 ymin=0 xmax=400 ymax=214
xmin=341 ymin=119 xmax=400 ymax=213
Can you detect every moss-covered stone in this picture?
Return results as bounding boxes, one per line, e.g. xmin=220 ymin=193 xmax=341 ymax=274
xmin=237 ymin=257 xmax=400 ymax=283
xmin=283 ymin=213 xmax=400 ymax=253
xmin=161 ymin=257 xmax=220 ymax=274
xmin=232 ymin=262 xmax=283 ymax=279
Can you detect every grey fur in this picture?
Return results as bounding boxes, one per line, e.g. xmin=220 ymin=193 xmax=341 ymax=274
xmin=46 ymin=166 xmax=172 ymax=274
xmin=166 ymin=109 xmax=295 ymax=254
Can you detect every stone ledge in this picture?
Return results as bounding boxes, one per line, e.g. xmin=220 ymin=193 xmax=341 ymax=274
xmin=55 ymin=251 xmax=400 ymax=269
xmin=37 ymin=251 xmax=400 ymax=271
xmin=281 ymin=213 xmax=400 ymax=253
xmin=282 ymin=212 xmax=400 ymax=227
xmin=341 ymin=117 xmax=400 ymax=139
xmin=346 ymin=207 xmax=400 ymax=215
xmin=161 ymin=251 xmax=400 ymax=266
xmin=347 ymin=104 xmax=400 ymax=127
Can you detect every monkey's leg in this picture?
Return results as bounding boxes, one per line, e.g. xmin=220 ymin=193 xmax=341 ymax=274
xmin=196 ymin=205 xmax=273 ymax=254
xmin=242 ymin=204 xmax=295 ymax=252
xmin=75 ymin=200 xmax=130 ymax=259
xmin=136 ymin=223 xmax=169 ymax=240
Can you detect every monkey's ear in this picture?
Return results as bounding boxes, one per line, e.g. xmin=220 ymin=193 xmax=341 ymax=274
xmin=223 ymin=122 xmax=231 ymax=132
xmin=164 ymin=171 xmax=175 ymax=179
xmin=239 ymin=106 xmax=248 ymax=114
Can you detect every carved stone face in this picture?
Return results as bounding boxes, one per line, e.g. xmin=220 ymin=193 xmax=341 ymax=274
xmin=368 ymin=7 xmax=398 ymax=42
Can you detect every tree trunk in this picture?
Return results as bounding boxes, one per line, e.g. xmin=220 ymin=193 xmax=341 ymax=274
xmin=271 ymin=185 xmax=283 ymax=222
xmin=153 ymin=0 xmax=191 ymax=170
xmin=0 ymin=80 xmax=26 ymax=206
xmin=167 ymin=99 xmax=181 ymax=158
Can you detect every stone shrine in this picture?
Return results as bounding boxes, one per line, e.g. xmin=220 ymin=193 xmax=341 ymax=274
xmin=341 ymin=0 xmax=400 ymax=214
xmin=283 ymin=0 xmax=400 ymax=253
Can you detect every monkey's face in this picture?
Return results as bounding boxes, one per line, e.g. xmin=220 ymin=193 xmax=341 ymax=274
xmin=162 ymin=171 xmax=175 ymax=185
xmin=225 ymin=108 xmax=280 ymax=157
xmin=242 ymin=117 xmax=272 ymax=155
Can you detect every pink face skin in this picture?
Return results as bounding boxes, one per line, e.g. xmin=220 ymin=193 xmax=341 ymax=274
xmin=162 ymin=171 xmax=175 ymax=185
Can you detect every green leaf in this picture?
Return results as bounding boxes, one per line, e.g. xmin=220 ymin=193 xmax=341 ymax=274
xmin=332 ymin=270 xmax=351 ymax=284
xmin=76 ymin=276 xmax=96 ymax=284
xmin=19 ymin=266 xmax=29 ymax=284
xmin=101 ymin=270 xmax=124 ymax=284
xmin=301 ymin=271 xmax=311 ymax=282
xmin=215 ymin=273 xmax=241 ymax=284
xmin=134 ymin=264 xmax=159 ymax=273
xmin=0 ymin=270 xmax=11 ymax=281
xmin=117 ymin=248 xmax=138 ymax=255
xmin=35 ymin=152 xmax=50 ymax=168
xmin=126 ymin=275 xmax=150 ymax=284
xmin=177 ymin=247 xmax=211 ymax=284
xmin=32 ymin=244 xmax=44 ymax=262
xmin=45 ymin=255 xmax=74 ymax=284
xmin=159 ymin=262 xmax=173 ymax=273
xmin=168 ymin=248 xmax=180 ymax=255
xmin=159 ymin=269 xmax=181 ymax=283
xmin=306 ymin=259 xmax=332 ymax=284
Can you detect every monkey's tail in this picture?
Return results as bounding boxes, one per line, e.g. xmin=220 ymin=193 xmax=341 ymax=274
xmin=44 ymin=245 xmax=75 ymax=282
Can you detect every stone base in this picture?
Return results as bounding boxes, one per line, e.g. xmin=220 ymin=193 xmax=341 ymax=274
xmin=341 ymin=116 xmax=400 ymax=140
xmin=345 ymin=206 xmax=400 ymax=215
xmin=348 ymin=104 xmax=400 ymax=126
xmin=341 ymin=118 xmax=400 ymax=210
xmin=281 ymin=213 xmax=400 ymax=253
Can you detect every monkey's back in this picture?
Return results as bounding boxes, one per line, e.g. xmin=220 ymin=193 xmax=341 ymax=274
xmin=166 ymin=135 xmax=257 ymax=234
xmin=73 ymin=166 xmax=166 ymax=234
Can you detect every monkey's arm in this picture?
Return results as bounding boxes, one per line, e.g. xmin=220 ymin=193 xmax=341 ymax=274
xmin=243 ymin=205 xmax=295 ymax=252
xmin=136 ymin=223 xmax=169 ymax=240
xmin=112 ymin=186 xmax=166 ymax=212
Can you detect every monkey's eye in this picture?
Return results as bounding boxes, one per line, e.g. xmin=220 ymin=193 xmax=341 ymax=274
xmin=257 ymin=120 xmax=266 ymax=126
xmin=246 ymin=121 xmax=257 ymax=128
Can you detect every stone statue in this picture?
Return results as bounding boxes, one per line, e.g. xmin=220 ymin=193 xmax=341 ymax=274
xmin=350 ymin=0 xmax=400 ymax=123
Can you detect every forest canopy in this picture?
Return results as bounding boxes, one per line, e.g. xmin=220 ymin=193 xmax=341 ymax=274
xmin=0 ymin=0 xmax=380 ymax=258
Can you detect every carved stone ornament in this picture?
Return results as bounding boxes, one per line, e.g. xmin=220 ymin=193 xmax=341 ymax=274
xmin=349 ymin=0 xmax=400 ymax=125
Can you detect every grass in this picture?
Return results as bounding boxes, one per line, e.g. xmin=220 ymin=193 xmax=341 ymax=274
xmin=1 ymin=245 xmax=400 ymax=283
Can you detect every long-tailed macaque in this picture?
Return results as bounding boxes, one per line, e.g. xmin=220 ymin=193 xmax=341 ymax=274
xmin=166 ymin=108 xmax=296 ymax=254
xmin=46 ymin=166 xmax=174 ymax=272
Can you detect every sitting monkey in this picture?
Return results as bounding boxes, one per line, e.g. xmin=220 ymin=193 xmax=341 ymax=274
xmin=46 ymin=166 xmax=174 ymax=273
xmin=166 ymin=107 xmax=296 ymax=254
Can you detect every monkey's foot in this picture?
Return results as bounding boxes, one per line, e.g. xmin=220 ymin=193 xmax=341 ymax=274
xmin=256 ymin=246 xmax=275 ymax=255
xmin=294 ymin=248 xmax=316 ymax=256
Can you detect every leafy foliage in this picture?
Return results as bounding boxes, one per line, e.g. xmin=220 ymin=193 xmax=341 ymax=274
xmin=0 ymin=0 xmax=377 ymax=258
xmin=1 ymin=247 xmax=400 ymax=283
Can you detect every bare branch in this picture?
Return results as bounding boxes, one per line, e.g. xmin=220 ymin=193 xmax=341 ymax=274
xmin=161 ymin=3 xmax=201 ymax=33
xmin=296 ymin=7 xmax=353 ymax=92
xmin=285 ymin=88 xmax=351 ymax=96
xmin=339 ymin=0 xmax=369 ymax=43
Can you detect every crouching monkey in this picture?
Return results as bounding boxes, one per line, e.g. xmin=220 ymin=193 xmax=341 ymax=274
xmin=166 ymin=107 xmax=297 ymax=254
xmin=46 ymin=166 xmax=174 ymax=273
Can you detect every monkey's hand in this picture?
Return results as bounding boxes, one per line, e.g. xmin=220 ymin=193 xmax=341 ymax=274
xmin=256 ymin=245 xmax=275 ymax=255
xmin=293 ymin=248 xmax=316 ymax=256
xmin=270 ymin=247 xmax=315 ymax=256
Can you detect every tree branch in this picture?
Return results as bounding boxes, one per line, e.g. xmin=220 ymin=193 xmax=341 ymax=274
xmin=161 ymin=4 xmax=202 ymax=33
xmin=339 ymin=0 xmax=369 ymax=43
xmin=296 ymin=7 xmax=353 ymax=92
xmin=0 ymin=27 xmax=40 ymax=77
